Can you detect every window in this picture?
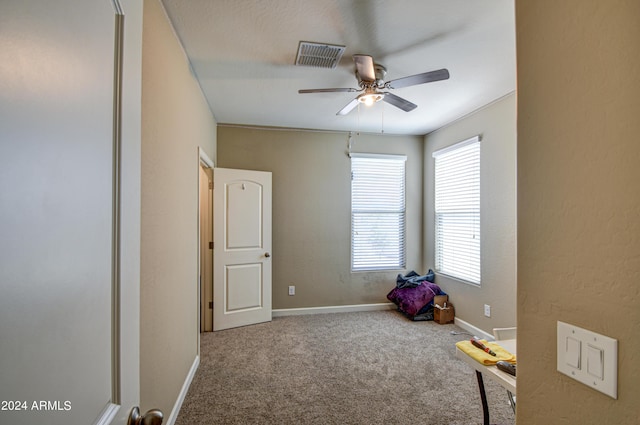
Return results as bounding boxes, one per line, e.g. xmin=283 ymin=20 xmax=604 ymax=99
xmin=433 ymin=136 xmax=481 ymax=284
xmin=351 ymin=153 xmax=406 ymax=271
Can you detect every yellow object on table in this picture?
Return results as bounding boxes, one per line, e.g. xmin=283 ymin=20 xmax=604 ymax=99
xmin=455 ymin=339 xmax=516 ymax=365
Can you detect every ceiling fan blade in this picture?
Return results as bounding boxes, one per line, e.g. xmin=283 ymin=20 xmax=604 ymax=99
xmin=299 ymin=88 xmax=358 ymax=94
xmin=382 ymin=92 xmax=417 ymax=112
xmin=336 ymin=98 xmax=360 ymax=116
xmin=386 ymin=68 xmax=450 ymax=89
xmin=353 ymin=54 xmax=376 ymax=82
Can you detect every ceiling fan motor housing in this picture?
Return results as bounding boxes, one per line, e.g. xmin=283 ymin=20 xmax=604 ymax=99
xmin=357 ymin=63 xmax=387 ymax=88
xmin=373 ymin=64 xmax=387 ymax=86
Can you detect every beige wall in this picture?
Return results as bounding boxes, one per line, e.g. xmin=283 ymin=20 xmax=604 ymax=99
xmin=423 ymin=94 xmax=517 ymax=334
xmin=217 ymin=126 xmax=423 ymax=309
xmin=141 ymin=0 xmax=216 ymax=415
xmin=516 ymin=1 xmax=640 ymax=423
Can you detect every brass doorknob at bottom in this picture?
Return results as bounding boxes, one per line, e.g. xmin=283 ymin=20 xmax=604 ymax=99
xmin=128 ymin=406 xmax=163 ymax=425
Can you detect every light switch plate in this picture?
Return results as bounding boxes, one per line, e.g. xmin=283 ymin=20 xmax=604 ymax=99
xmin=557 ymin=321 xmax=618 ymax=399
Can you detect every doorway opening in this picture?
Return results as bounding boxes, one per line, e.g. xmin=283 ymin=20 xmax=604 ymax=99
xmin=198 ymin=148 xmax=214 ymax=333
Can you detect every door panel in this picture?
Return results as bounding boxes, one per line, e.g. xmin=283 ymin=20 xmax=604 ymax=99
xmin=213 ymin=168 xmax=272 ymax=331
xmin=226 ymin=181 xmax=263 ymax=249
xmin=0 ymin=1 xmax=141 ymax=424
xmin=226 ymin=263 xmax=263 ymax=311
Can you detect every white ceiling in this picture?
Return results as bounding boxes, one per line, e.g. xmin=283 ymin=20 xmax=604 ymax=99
xmin=160 ymin=0 xmax=515 ymax=136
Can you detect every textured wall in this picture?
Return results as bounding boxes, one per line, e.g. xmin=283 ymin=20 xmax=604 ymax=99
xmin=423 ymin=94 xmax=517 ymax=334
xmin=516 ymin=1 xmax=640 ymax=423
xmin=217 ymin=126 xmax=424 ymax=309
xmin=141 ymin=0 xmax=216 ymax=416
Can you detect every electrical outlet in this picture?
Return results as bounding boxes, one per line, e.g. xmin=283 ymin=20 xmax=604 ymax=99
xmin=484 ymin=304 xmax=491 ymax=317
xmin=288 ymin=286 xmax=295 ymax=296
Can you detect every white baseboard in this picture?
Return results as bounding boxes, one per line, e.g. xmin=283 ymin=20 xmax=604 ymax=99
xmin=454 ymin=317 xmax=495 ymax=341
xmin=273 ymin=302 xmax=396 ymax=317
xmin=93 ymin=403 xmax=119 ymax=425
xmin=165 ymin=355 xmax=200 ymax=425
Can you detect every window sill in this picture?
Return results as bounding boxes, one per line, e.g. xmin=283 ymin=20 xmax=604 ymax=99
xmin=434 ymin=272 xmax=481 ymax=287
xmin=351 ymin=268 xmax=406 ymax=273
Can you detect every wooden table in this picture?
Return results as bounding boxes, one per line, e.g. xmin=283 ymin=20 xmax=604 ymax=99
xmin=456 ymin=339 xmax=516 ymax=424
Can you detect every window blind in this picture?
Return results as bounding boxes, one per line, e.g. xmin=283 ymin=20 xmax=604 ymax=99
xmin=351 ymin=154 xmax=406 ymax=271
xmin=433 ymin=137 xmax=480 ymax=284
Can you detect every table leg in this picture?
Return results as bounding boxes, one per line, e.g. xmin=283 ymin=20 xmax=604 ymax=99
xmin=507 ymin=390 xmax=516 ymax=414
xmin=475 ymin=370 xmax=490 ymax=425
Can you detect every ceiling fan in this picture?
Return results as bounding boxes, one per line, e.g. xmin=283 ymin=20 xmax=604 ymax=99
xmin=298 ymin=54 xmax=450 ymax=116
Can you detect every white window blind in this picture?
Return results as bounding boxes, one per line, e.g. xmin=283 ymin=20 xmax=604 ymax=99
xmin=433 ymin=137 xmax=481 ymax=284
xmin=351 ymin=154 xmax=406 ymax=271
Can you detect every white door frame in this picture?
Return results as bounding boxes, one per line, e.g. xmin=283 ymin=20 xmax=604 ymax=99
xmin=197 ymin=147 xmax=214 ymax=344
xmin=103 ymin=1 xmax=145 ymax=423
xmin=112 ymin=1 xmax=144 ymax=422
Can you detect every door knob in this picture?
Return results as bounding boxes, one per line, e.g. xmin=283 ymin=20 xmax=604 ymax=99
xmin=264 ymin=252 xmax=270 ymax=258
xmin=128 ymin=406 xmax=163 ymax=425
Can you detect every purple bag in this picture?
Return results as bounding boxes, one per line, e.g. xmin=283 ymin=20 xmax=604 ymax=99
xmin=387 ymin=281 xmax=441 ymax=317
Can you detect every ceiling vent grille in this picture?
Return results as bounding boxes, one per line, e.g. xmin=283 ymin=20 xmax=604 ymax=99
xmin=295 ymin=42 xmax=346 ymax=69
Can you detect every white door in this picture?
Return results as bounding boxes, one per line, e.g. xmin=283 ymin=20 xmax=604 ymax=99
xmin=213 ymin=168 xmax=272 ymax=331
xmin=0 ymin=1 xmax=142 ymax=424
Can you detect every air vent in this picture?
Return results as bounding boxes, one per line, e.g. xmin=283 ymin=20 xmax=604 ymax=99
xmin=295 ymin=42 xmax=346 ymax=69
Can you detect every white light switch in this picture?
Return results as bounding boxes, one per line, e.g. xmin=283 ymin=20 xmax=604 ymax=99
xmin=586 ymin=345 xmax=604 ymax=380
xmin=557 ymin=321 xmax=618 ymax=399
xmin=566 ymin=337 xmax=581 ymax=369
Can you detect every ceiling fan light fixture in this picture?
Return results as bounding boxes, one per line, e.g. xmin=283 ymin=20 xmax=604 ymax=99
xmin=358 ymin=92 xmax=384 ymax=106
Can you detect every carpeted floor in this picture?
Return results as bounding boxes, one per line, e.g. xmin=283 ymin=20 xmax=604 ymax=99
xmin=175 ymin=310 xmax=515 ymax=425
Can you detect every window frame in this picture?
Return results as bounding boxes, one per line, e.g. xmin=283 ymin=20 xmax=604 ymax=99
xmin=350 ymin=153 xmax=407 ymax=272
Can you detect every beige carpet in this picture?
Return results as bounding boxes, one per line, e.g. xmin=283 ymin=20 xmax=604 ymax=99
xmin=175 ymin=310 xmax=515 ymax=425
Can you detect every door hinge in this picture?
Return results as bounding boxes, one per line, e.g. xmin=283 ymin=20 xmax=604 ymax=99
xmin=208 ymin=301 xmax=213 ymax=309
xmin=209 ymin=181 xmax=213 ymax=189
xmin=209 ymin=241 xmax=213 ymax=249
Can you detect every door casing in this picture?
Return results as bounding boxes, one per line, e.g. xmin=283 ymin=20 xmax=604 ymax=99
xmin=198 ymin=149 xmax=214 ymax=332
